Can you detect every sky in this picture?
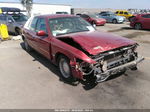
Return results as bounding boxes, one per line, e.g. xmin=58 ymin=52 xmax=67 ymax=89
xmin=0 ymin=0 xmax=149 ymax=9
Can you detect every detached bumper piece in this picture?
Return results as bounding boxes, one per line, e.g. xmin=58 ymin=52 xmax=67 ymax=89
xmin=96 ymin=57 xmax=144 ymax=83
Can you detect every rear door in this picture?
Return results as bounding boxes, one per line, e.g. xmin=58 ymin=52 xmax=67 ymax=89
xmin=24 ymin=17 xmax=38 ymax=49
xmin=34 ymin=18 xmax=51 ymax=59
xmin=118 ymin=11 xmax=124 ymax=17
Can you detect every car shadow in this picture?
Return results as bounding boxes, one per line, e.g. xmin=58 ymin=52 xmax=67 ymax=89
xmin=121 ymin=27 xmax=133 ymax=30
xmin=20 ymin=42 xmax=80 ymax=86
xmin=20 ymin=42 xmax=125 ymax=90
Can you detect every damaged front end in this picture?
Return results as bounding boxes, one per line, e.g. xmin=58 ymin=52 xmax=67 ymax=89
xmin=76 ymin=44 xmax=144 ymax=83
xmin=57 ymin=36 xmax=144 ymax=83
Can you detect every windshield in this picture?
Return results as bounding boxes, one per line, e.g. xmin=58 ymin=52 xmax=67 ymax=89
xmin=12 ymin=14 xmax=28 ymax=22
xmin=49 ymin=17 xmax=95 ymax=36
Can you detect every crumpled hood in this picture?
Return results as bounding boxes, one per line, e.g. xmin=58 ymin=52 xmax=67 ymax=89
xmin=57 ymin=31 xmax=136 ymax=55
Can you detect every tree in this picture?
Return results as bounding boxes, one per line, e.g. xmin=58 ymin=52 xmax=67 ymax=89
xmin=20 ymin=0 xmax=33 ymax=17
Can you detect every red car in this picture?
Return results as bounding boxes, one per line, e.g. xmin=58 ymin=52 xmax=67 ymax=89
xmin=22 ymin=14 xmax=144 ymax=83
xmin=130 ymin=14 xmax=150 ymax=30
xmin=79 ymin=14 xmax=106 ymax=26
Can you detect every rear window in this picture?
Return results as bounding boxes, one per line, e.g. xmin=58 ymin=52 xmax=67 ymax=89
xmin=30 ymin=17 xmax=38 ymax=31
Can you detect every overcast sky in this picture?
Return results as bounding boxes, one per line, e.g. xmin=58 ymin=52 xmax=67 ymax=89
xmin=0 ymin=0 xmax=149 ymax=9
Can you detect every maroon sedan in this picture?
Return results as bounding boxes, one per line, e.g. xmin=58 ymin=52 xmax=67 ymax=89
xmin=22 ymin=14 xmax=144 ymax=83
xmin=79 ymin=14 xmax=106 ymax=26
xmin=130 ymin=14 xmax=150 ymax=30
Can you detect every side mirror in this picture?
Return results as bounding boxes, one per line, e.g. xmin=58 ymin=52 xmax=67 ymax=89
xmin=36 ymin=30 xmax=48 ymax=36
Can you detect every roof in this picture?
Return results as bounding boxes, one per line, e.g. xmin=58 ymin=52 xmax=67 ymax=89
xmin=37 ymin=14 xmax=76 ymax=19
xmin=0 ymin=2 xmax=71 ymax=7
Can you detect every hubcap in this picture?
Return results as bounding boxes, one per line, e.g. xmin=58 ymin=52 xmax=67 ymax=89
xmin=59 ymin=58 xmax=71 ymax=78
xmin=135 ymin=24 xmax=141 ymax=30
xmin=113 ymin=20 xmax=117 ymax=23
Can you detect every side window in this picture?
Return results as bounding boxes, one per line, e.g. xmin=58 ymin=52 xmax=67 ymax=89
xmin=30 ymin=17 xmax=38 ymax=31
xmin=124 ymin=12 xmax=128 ymax=15
xmin=119 ymin=11 xmax=123 ymax=14
xmin=35 ymin=18 xmax=47 ymax=33
xmin=142 ymin=14 xmax=150 ymax=18
xmin=116 ymin=11 xmax=119 ymax=14
xmin=102 ymin=14 xmax=108 ymax=16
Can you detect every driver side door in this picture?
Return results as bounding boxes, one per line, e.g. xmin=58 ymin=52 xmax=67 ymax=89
xmin=34 ymin=18 xmax=51 ymax=59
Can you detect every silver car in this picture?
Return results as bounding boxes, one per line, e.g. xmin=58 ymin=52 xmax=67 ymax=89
xmin=0 ymin=13 xmax=28 ymax=35
xmin=99 ymin=12 xmax=126 ymax=24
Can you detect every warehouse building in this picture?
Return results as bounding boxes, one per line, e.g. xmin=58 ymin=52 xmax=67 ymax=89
xmin=0 ymin=2 xmax=71 ymax=16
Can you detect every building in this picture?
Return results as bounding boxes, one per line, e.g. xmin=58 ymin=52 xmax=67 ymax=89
xmin=0 ymin=2 xmax=71 ymax=16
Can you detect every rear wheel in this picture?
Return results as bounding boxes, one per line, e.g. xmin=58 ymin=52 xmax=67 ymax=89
xmin=134 ymin=23 xmax=142 ymax=30
xmin=24 ymin=39 xmax=33 ymax=52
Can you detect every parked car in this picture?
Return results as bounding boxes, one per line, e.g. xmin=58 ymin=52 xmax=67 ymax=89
xmin=0 ymin=7 xmax=28 ymax=35
xmin=22 ymin=14 xmax=144 ymax=83
xmin=115 ymin=10 xmax=134 ymax=20
xmin=99 ymin=12 xmax=126 ymax=24
xmin=130 ymin=14 xmax=150 ymax=30
xmin=79 ymin=14 xmax=106 ymax=26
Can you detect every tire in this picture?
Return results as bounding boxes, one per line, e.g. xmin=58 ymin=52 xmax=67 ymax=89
xmin=15 ymin=28 xmax=21 ymax=35
xmin=58 ymin=55 xmax=75 ymax=82
xmin=112 ymin=19 xmax=117 ymax=24
xmin=24 ymin=39 xmax=33 ymax=52
xmin=92 ymin=21 xmax=96 ymax=27
xmin=134 ymin=23 xmax=142 ymax=30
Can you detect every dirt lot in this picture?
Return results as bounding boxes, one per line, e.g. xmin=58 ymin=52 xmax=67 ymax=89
xmin=0 ymin=22 xmax=150 ymax=109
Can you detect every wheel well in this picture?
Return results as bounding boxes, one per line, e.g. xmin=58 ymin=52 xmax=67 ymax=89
xmin=135 ymin=23 xmax=142 ymax=27
xmin=113 ymin=18 xmax=117 ymax=21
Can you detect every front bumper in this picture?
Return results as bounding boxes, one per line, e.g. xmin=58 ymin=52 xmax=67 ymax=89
xmin=96 ymin=57 xmax=144 ymax=83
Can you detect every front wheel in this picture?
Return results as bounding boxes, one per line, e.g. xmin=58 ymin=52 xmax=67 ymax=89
xmin=112 ymin=19 xmax=117 ymax=24
xmin=134 ymin=23 xmax=142 ymax=30
xmin=92 ymin=21 xmax=96 ymax=27
xmin=58 ymin=55 xmax=75 ymax=82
